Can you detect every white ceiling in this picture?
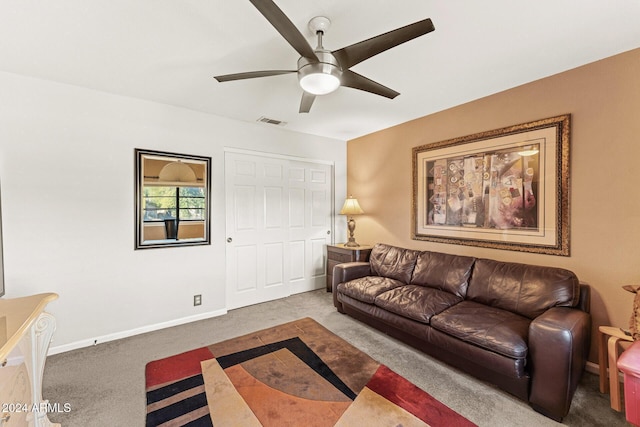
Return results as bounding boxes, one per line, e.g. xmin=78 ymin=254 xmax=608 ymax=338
xmin=1 ymin=0 xmax=639 ymax=141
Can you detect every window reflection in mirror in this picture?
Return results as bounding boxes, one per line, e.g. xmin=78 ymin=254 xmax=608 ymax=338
xmin=135 ymin=149 xmax=211 ymax=249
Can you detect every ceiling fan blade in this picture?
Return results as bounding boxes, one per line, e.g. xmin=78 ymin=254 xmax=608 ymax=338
xmin=333 ymin=18 xmax=434 ymax=69
xmin=341 ymin=70 xmax=400 ymax=99
xmin=214 ymin=70 xmax=295 ymax=82
xmin=299 ymin=92 xmax=316 ymax=113
xmin=249 ymin=0 xmax=318 ymax=62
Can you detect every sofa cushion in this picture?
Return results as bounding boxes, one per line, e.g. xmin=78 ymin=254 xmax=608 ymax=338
xmin=431 ymin=301 xmax=531 ymax=359
xmin=374 ymin=284 xmax=463 ymax=324
xmin=467 ymin=258 xmax=580 ymax=319
xmin=338 ymin=276 xmax=406 ymax=304
xmin=410 ymin=252 xmax=475 ymax=298
xmin=369 ymin=243 xmax=419 ymax=284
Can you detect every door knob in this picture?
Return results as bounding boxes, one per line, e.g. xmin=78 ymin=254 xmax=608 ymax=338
xmin=227 ymin=237 xmax=233 ymax=243
xmin=327 ymin=230 xmax=331 ymax=235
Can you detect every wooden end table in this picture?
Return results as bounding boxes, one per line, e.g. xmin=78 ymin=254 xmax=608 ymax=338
xmin=599 ymin=325 xmax=635 ymax=411
xmin=326 ymin=244 xmax=373 ymax=292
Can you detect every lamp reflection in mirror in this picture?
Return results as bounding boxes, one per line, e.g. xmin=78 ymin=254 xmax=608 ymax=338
xmin=340 ymin=196 xmax=364 ymax=247
xmin=158 ymin=161 xmax=197 ymax=183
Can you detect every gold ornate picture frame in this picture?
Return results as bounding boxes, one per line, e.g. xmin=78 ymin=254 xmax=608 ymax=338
xmin=412 ymin=115 xmax=570 ymax=256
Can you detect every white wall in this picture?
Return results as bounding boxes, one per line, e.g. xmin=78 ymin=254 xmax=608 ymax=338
xmin=0 ymin=71 xmax=347 ymax=352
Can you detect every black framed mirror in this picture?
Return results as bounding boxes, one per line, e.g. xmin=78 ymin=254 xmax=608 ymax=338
xmin=135 ymin=149 xmax=211 ymax=249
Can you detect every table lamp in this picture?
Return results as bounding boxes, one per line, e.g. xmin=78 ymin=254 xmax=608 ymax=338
xmin=340 ymin=195 xmax=364 ymax=247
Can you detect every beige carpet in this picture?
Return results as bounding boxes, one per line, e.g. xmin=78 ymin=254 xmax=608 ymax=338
xmin=44 ymin=290 xmax=628 ymax=426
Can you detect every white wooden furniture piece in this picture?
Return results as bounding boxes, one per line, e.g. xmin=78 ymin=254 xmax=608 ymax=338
xmin=0 ymin=293 xmax=59 ymax=427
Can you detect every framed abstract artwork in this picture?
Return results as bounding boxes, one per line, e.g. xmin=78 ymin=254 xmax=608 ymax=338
xmin=412 ymin=115 xmax=570 ymax=256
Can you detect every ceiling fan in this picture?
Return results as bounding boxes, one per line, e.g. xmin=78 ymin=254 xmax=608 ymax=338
xmin=214 ymin=0 xmax=435 ymax=113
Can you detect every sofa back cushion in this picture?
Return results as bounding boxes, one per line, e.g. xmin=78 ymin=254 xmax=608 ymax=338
xmin=369 ymin=243 xmax=419 ymax=284
xmin=467 ymin=258 xmax=580 ymax=319
xmin=410 ymin=252 xmax=476 ymax=298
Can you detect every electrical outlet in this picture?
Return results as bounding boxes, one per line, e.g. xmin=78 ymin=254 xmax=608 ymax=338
xmin=193 ymin=294 xmax=202 ymax=306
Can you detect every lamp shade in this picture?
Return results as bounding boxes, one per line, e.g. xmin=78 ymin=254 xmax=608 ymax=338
xmin=340 ymin=197 xmax=364 ymax=216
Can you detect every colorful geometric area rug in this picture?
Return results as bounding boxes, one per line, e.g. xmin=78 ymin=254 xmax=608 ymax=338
xmin=145 ymin=317 xmax=476 ymax=427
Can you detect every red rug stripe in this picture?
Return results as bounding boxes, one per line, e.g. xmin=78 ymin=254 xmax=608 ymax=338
xmin=366 ymin=365 xmax=477 ymax=427
xmin=145 ymin=347 xmax=214 ymax=388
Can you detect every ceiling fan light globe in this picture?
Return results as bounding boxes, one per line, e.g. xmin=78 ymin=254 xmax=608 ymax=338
xmin=298 ymin=53 xmax=342 ymax=96
xmin=300 ymin=72 xmax=340 ymax=95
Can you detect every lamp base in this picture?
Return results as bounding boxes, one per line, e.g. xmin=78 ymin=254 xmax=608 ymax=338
xmin=344 ymin=216 xmax=360 ymax=247
xmin=344 ymin=238 xmax=360 ymax=248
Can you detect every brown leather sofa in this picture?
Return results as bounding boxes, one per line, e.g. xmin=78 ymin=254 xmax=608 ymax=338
xmin=332 ymin=243 xmax=591 ymax=421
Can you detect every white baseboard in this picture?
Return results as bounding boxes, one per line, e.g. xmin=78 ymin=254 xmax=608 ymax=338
xmin=586 ymin=360 xmax=627 ymax=382
xmin=586 ymin=360 xmax=599 ymax=375
xmin=48 ymin=308 xmax=227 ymax=355
xmin=290 ymin=282 xmax=324 ymax=295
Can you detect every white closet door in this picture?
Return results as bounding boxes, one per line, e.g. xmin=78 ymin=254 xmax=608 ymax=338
xmin=288 ymin=161 xmax=333 ymax=294
xmin=225 ymin=151 xmax=333 ymax=309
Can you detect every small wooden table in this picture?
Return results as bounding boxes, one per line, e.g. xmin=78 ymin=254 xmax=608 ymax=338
xmin=326 ymin=244 xmax=373 ymax=292
xmin=599 ymin=325 xmax=635 ymax=411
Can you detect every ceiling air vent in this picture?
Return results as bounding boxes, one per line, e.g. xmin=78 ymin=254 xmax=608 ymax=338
xmin=257 ymin=116 xmax=287 ymax=126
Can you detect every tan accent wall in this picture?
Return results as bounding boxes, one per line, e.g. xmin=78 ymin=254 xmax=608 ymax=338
xmin=347 ymin=48 xmax=640 ymax=362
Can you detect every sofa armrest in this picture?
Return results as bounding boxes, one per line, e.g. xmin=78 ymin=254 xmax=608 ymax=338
xmin=332 ymin=262 xmax=372 ymax=311
xmin=528 ymin=307 xmax=591 ymax=421
xmin=577 ymin=283 xmax=591 ymax=313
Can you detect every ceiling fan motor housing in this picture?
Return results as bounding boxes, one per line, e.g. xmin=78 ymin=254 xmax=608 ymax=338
xmin=297 ymin=50 xmax=342 ymax=95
